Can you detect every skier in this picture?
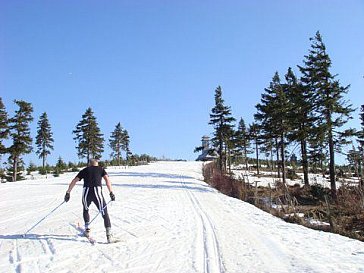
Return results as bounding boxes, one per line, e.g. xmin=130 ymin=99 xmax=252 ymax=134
xmin=64 ymin=158 xmax=116 ymax=243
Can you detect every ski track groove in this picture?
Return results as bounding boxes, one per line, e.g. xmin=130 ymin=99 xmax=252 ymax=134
xmin=180 ymin=175 xmax=225 ymax=273
xmin=7 ymin=238 xmax=58 ymax=273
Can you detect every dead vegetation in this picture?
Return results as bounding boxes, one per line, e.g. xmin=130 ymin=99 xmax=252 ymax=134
xmin=202 ymin=162 xmax=364 ymax=241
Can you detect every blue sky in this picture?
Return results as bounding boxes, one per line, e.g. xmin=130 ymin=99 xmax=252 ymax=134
xmin=1 ymin=0 xmax=363 ymax=165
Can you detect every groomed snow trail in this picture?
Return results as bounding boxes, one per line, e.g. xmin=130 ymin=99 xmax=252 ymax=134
xmin=1 ymin=161 xmax=364 ymax=273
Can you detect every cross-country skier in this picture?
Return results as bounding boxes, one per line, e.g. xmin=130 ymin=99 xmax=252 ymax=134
xmin=64 ymin=158 xmax=116 ymax=243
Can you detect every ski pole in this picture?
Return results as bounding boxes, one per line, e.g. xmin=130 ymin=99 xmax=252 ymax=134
xmin=88 ymin=200 xmax=112 ymax=227
xmin=23 ymin=200 xmax=66 ymax=237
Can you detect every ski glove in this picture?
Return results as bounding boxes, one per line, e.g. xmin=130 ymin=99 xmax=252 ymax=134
xmin=110 ymin=192 xmax=115 ymax=201
xmin=64 ymin=192 xmax=70 ymax=202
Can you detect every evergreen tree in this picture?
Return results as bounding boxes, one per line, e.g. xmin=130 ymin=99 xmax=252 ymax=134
xmin=7 ymin=100 xmax=33 ymax=182
xmin=0 ymin=97 xmax=9 ymax=156
xmin=255 ymin=72 xmax=291 ymax=183
xmin=225 ymin=126 xmax=236 ymax=173
xmin=358 ymin=105 xmax=364 ymax=147
xmin=358 ymin=105 xmax=364 ymax=185
xmin=285 ymin=67 xmax=316 ymax=186
xmin=123 ymin=129 xmax=131 ymax=161
xmin=260 ymin=137 xmax=275 ymax=172
xmin=234 ymin=118 xmax=251 ymax=169
xmin=298 ymin=31 xmax=355 ymax=197
xmin=109 ymin=122 xmax=130 ymax=166
xmin=55 ymin=156 xmax=67 ymax=173
xmin=73 ymin=107 xmax=104 ymax=162
xmin=248 ymin=122 xmax=261 ymax=175
xmin=209 ymin=86 xmax=235 ymax=173
xmin=35 ymin=112 xmax=54 ymax=169
xmin=347 ymin=145 xmax=361 ymax=180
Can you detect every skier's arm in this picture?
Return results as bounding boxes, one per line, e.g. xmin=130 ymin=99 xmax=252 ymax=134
xmin=67 ymin=177 xmax=80 ymax=193
xmin=103 ymin=175 xmax=113 ymax=193
xmin=104 ymin=175 xmax=115 ymax=201
xmin=64 ymin=176 xmax=80 ymax=202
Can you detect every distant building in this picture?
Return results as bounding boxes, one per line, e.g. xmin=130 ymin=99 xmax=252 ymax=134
xmin=196 ymin=136 xmax=218 ymax=161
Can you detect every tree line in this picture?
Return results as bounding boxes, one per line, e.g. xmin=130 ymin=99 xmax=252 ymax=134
xmin=0 ymin=103 xmax=131 ymax=182
xmin=203 ymin=31 xmax=363 ymax=199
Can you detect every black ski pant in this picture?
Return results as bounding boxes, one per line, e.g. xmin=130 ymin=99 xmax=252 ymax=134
xmin=82 ymin=186 xmax=111 ymax=228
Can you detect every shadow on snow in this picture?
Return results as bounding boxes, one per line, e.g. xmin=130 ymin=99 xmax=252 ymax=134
xmin=107 ymin=172 xmax=194 ymax=180
xmin=0 ymin=233 xmax=79 ymax=243
xmin=114 ymin=179 xmax=213 ymax=193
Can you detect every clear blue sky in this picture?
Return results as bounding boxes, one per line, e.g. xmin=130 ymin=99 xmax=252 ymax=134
xmin=1 ymin=0 xmax=363 ymax=165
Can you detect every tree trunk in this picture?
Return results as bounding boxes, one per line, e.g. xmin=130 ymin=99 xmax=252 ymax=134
xmin=328 ymin=129 xmax=336 ymax=199
xmin=224 ymin=144 xmax=228 ymax=174
xmin=13 ymin=156 xmax=17 ymax=182
xmin=87 ymin=148 xmax=90 ymax=165
xmin=275 ymin=138 xmax=281 ymax=178
xmin=218 ymin=139 xmax=223 ymax=173
xmin=244 ymin=146 xmax=248 ymax=170
xmin=255 ymin=139 xmax=259 ymax=175
xmin=42 ymin=155 xmax=46 ymax=170
xmin=117 ymin=149 xmax=121 ymax=166
xmin=226 ymin=144 xmax=230 ymax=174
xmin=361 ymin=147 xmax=364 ymax=188
xmin=280 ymin=135 xmax=286 ymax=184
xmin=301 ymin=140 xmax=309 ymax=186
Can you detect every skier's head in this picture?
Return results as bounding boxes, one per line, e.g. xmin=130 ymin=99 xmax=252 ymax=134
xmin=89 ymin=158 xmax=99 ymax=166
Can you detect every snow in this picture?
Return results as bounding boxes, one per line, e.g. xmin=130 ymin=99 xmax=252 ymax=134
xmin=233 ymin=168 xmax=361 ymax=188
xmin=1 ymin=161 xmax=364 ymax=273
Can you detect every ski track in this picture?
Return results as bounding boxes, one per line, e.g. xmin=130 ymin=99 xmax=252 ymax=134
xmin=180 ymin=175 xmax=225 ymax=273
xmin=5 ymin=237 xmax=56 ymax=273
xmin=1 ymin=161 xmax=364 ymax=273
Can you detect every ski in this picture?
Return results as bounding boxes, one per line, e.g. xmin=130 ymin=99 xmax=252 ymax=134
xmin=70 ymin=223 xmax=122 ymax=244
xmin=70 ymin=223 xmax=97 ymax=245
xmin=84 ymin=234 xmax=96 ymax=245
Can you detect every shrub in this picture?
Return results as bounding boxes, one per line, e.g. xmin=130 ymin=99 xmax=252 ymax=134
xmin=286 ymin=169 xmax=300 ymax=180
xmin=39 ymin=168 xmax=47 ymax=175
xmin=310 ymin=183 xmax=328 ymax=200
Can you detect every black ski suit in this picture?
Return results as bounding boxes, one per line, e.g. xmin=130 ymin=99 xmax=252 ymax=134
xmin=76 ymin=166 xmax=111 ymax=228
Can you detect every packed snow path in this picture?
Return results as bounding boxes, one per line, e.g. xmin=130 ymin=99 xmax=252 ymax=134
xmin=1 ymin=161 xmax=364 ymax=273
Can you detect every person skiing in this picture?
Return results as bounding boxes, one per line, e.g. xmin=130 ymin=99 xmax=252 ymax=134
xmin=64 ymin=158 xmax=116 ymax=243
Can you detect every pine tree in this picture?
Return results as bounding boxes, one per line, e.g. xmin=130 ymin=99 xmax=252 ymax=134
xmin=347 ymin=145 xmax=361 ymax=180
xmin=0 ymin=97 xmax=9 ymax=156
xmin=7 ymin=100 xmax=33 ymax=182
xmin=358 ymin=105 xmax=364 ymax=186
xmin=234 ymin=118 xmax=251 ymax=169
xmin=298 ymin=31 xmax=355 ymax=197
xmin=123 ymin=129 xmax=131 ymax=161
xmin=109 ymin=122 xmax=130 ymax=166
xmin=285 ymin=67 xmax=316 ymax=186
xmin=248 ymin=122 xmax=261 ymax=175
xmin=255 ymin=72 xmax=291 ymax=183
xmin=73 ymin=107 xmax=104 ymax=162
xmin=358 ymin=105 xmax=364 ymax=147
xmin=35 ymin=112 xmax=54 ymax=169
xmin=209 ymin=86 xmax=235 ymax=173
xmin=260 ymin=137 xmax=275 ymax=172
xmin=55 ymin=156 xmax=67 ymax=175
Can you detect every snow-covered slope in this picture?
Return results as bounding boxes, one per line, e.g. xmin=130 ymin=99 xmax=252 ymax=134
xmin=1 ymin=161 xmax=363 ymax=273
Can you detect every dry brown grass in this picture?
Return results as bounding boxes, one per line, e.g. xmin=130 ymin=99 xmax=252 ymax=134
xmin=202 ymin=162 xmax=364 ymax=241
